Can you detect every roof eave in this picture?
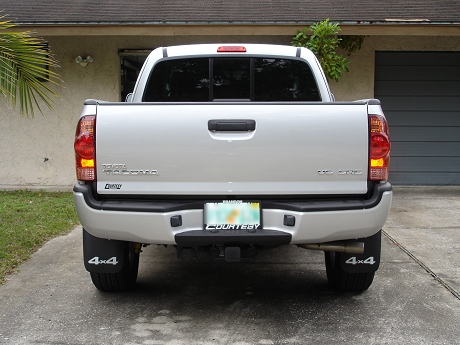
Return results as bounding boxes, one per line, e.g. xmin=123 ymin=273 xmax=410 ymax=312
xmin=9 ymin=22 xmax=460 ymax=37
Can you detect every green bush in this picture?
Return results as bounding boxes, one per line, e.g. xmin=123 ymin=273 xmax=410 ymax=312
xmin=292 ymin=19 xmax=364 ymax=82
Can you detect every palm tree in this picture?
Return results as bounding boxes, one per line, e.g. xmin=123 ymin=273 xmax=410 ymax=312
xmin=0 ymin=17 xmax=60 ymax=116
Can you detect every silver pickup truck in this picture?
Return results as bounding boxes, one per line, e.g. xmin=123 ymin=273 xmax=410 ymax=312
xmin=73 ymin=44 xmax=392 ymax=293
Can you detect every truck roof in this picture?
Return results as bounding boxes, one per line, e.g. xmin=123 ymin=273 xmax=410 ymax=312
xmin=146 ymin=44 xmax=321 ymax=65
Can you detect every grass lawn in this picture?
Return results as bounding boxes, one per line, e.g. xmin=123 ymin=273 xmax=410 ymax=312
xmin=0 ymin=190 xmax=79 ymax=283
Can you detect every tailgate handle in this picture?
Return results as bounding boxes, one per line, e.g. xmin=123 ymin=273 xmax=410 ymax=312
xmin=208 ymin=120 xmax=256 ymax=132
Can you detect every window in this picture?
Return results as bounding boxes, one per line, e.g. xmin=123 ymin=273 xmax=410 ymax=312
xmin=143 ymin=59 xmax=209 ymax=102
xmin=119 ymin=49 xmax=151 ymax=101
xmin=254 ymin=58 xmax=320 ymax=101
xmin=143 ymin=57 xmax=320 ymax=102
xmin=213 ymin=59 xmax=250 ymax=100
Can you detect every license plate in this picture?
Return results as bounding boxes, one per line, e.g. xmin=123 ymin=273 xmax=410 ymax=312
xmin=204 ymin=200 xmax=261 ymax=230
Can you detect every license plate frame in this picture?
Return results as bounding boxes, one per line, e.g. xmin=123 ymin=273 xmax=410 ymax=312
xmin=204 ymin=200 xmax=262 ymax=230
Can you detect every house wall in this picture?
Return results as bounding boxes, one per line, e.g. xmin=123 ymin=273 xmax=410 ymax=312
xmin=330 ymin=36 xmax=460 ymax=101
xmin=1 ymin=34 xmax=459 ymax=189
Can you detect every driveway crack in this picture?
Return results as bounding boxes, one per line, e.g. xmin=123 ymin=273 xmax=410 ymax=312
xmin=382 ymin=230 xmax=460 ymax=301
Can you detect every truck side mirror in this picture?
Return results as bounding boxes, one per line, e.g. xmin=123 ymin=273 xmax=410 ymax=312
xmin=125 ymin=93 xmax=133 ymax=102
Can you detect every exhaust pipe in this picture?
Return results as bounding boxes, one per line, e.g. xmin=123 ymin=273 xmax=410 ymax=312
xmin=297 ymin=241 xmax=364 ymax=254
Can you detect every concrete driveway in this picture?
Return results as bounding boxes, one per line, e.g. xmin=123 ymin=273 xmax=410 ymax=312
xmin=1 ymin=187 xmax=459 ymax=345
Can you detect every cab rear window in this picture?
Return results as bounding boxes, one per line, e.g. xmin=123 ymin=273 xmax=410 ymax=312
xmin=142 ymin=57 xmax=321 ymax=102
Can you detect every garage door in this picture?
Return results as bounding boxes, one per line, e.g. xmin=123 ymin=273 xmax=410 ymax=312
xmin=374 ymin=51 xmax=460 ymax=185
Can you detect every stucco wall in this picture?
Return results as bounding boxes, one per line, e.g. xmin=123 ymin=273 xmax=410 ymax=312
xmin=330 ymin=35 xmax=460 ymax=101
xmin=1 ymin=34 xmax=459 ymax=188
xmin=0 ymin=36 xmax=121 ymax=188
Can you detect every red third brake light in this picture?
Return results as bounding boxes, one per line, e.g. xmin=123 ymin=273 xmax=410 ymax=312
xmin=217 ymin=46 xmax=247 ymax=53
xmin=74 ymin=115 xmax=96 ymax=181
xmin=369 ymin=115 xmax=390 ymax=181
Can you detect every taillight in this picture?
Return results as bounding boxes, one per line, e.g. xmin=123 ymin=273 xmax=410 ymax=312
xmin=369 ymin=115 xmax=390 ymax=181
xmin=74 ymin=115 xmax=96 ymax=181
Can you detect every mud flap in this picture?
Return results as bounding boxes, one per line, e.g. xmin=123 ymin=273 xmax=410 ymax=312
xmin=83 ymin=228 xmax=125 ymax=273
xmin=339 ymin=230 xmax=381 ymax=273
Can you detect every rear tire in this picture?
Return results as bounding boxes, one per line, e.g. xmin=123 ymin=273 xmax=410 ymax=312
xmin=325 ymin=251 xmax=375 ymax=292
xmin=90 ymin=242 xmax=139 ymax=292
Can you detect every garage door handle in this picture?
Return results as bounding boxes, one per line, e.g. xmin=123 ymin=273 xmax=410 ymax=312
xmin=208 ymin=120 xmax=256 ymax=132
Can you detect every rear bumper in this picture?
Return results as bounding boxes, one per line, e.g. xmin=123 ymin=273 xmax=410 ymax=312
xmin=74 ymin=183 xmax=392 ymax=245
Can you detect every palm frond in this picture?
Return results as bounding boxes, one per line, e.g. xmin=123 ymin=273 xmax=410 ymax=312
xmin=0 ymin=17 xmax=61 ymax=116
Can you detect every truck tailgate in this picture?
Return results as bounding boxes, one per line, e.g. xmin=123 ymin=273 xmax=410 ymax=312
xmin=95 ymin=103 xmax=369 ymax=195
